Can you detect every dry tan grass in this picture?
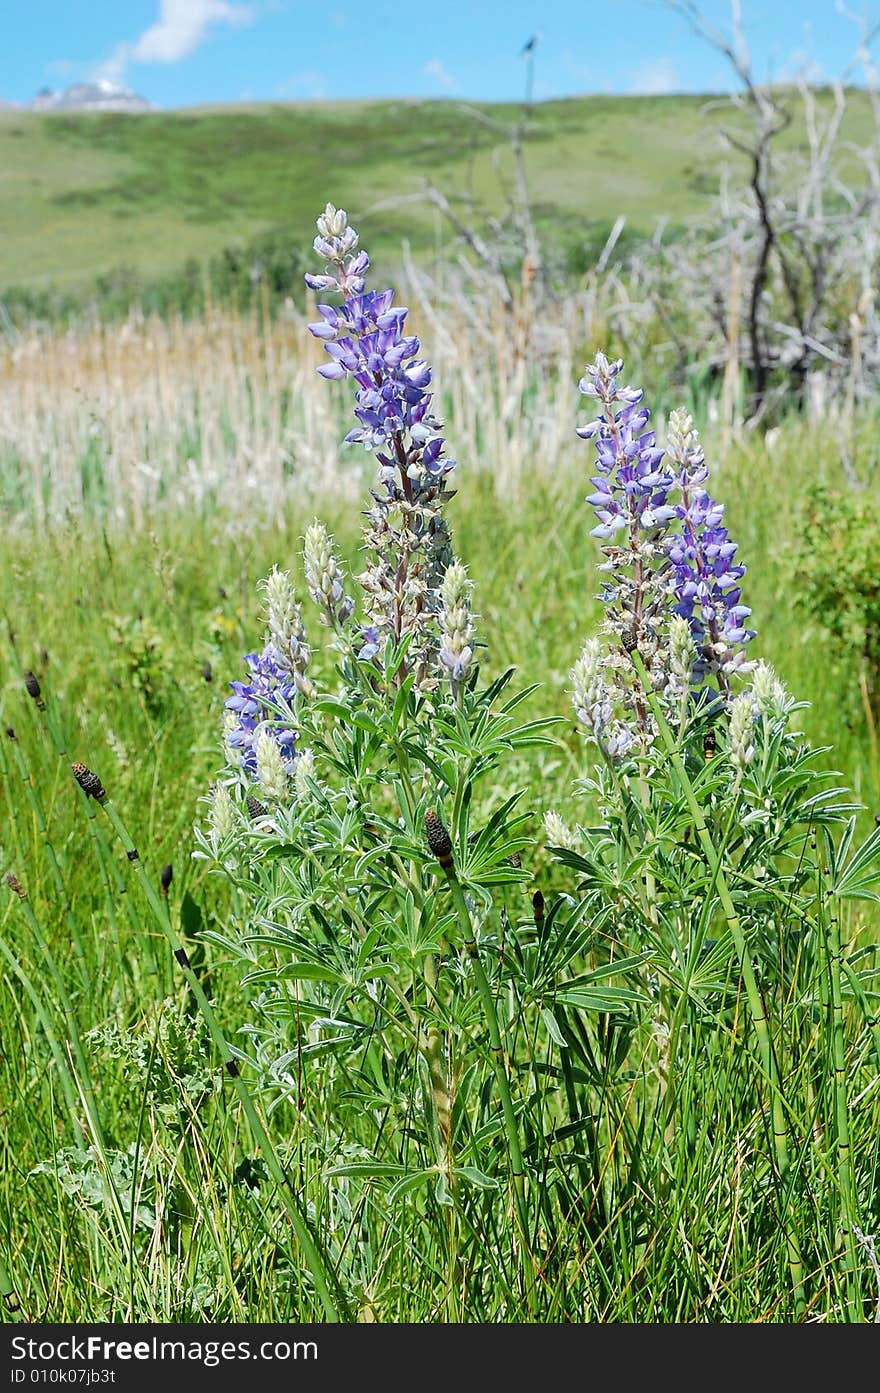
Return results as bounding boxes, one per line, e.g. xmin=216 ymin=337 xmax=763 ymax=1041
xmin=0 ymin=274 xmax=616 ymax=529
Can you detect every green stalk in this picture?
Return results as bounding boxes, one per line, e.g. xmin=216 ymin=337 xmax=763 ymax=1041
xmin=6 ymin=731 xmax=90 ymax=989
xmin=822 ymin=885 xmax=859 ymax=1317
xmin=97 ymin=793 xmax=345 ymax=1322
xmin=438 ymin=859 xmax=537 ymax=1311
xmin=631 ymin=654 xmax=805 ymax=1317
xmin=0 ymin=1250 xmax=22 ymax=1322
xmin=0 ymin=917 xmax=79 ymax=1127
xmin=4 ymin=876 xmax=149 ymax=1302
xmin=9 ymin=886 xmax=103 ymax=1149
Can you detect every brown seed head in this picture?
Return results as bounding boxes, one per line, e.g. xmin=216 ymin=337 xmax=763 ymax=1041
xmin=24 ymin=670 xmax=44 ymax=708
xmin=160 ymin=864 xmax=173 ymax=895
xmin=201 ymin=661 xmax=213 ymax=683
xmin=532 ymin=889 xmax=545 ymax=926
xmin=5 ymin=872 xmax=27 ymax=900
xmin=425 ymin=809 xmax=453 ymax=868
xmin=71 ymin=762 xmax=107 ymax=801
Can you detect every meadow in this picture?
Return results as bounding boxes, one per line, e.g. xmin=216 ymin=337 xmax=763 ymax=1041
xmin=1 ymin=100 xmax=880 ymax=1325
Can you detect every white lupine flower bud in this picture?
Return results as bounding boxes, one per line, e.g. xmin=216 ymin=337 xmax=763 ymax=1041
xmin=303 ymin=520 xmax=351 ymax=627
xmin=438 ymin=560 xmax=476 ymax=682
xmin=255 ymin=728 xmax=289 ymax=802
xmin=543 ymin=810 xmax=580 ymax=851
xmin=571 ymin=637 xmax=612 ymax=735
xmin=294 ymin=748 xmax=317 ymax=800
xmin=729 ymin=694 xmax=756 ymax=771
xmin=666 ymin=407 xmax=705 ymax=473
xmin=209 ymin=782 xmax=236 ymax=849
xmin=668 ymin=614 xmax=695 ymax=688
xmin=751 ymin=660 xmax=789 ymax=720
xmin=261 ymin=566 xmax=314 ymax=695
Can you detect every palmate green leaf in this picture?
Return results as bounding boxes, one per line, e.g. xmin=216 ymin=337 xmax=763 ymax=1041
xmin=540 ymin=1006 xmax=568 ymax=1048
xmin=830 ymin=824 xmax=880 ymax=902
xmin=325 ymin=1162 xmax=408 ymax=1179
xmin=455 ymin=1165 xmax=498 ymax=1189
xmin=553 ymin=984 xmax=646 ymax=1011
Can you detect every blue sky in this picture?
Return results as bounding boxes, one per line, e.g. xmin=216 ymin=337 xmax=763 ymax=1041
xmin=2 ymin=1 xmax=878 ymax=108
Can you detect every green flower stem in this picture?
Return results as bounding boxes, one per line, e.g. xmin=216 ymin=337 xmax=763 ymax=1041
xmin=822 ymin=882 xmax=859 ymax=1316
xmin=438 ymin=860 xmax=537 ymax=1310
xmin=96 ymin=794 xmax=346 ymax=1323
xmin=631 ymin=654 xmax=805 ymax=1317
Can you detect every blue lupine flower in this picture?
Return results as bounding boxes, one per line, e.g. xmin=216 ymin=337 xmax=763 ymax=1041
xmin=225 ymin=645 xmax=298 ymax=775
xmin=665 ymin=407 xmax=755 ymax=686
xmin=576 ymin=358 xmax=754 ymax=711
xmin=577 ymin=354 xmax=677 ymax=541
xmin=357 ymin=626 xmax=381 ymax=661
xmin=306 ymin=203 xmax=457 ymax=684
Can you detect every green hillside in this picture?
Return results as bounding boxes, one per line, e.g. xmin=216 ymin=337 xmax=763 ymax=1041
xmin=1 ymin=89 xmax=876 ymax=294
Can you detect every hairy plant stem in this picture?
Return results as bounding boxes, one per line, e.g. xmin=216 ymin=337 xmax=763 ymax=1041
xmin=437 ymin=860 xmax=537 ymax=1312
xmin=632 ymin=652 xmax=806 ymax=1317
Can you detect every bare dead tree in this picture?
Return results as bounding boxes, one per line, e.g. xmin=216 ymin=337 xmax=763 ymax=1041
xmin=666 ymin=0 xmax=880 ymax=416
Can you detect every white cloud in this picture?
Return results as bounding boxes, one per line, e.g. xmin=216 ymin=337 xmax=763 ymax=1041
xmin=97 ymin=1 xmax=255 ymax=83
xmin=423 ymin=58 xmax=458 ymax=93
xmin=630 ymin=57 xmax=679 ymax=95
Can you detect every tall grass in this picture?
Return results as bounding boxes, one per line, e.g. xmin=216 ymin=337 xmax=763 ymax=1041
xmin=1 ymin=293 xmax=878 ymax=1322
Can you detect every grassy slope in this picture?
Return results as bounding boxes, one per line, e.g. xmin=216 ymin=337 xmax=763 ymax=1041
xmin=1 ymin=88 xmax=876 ymax=290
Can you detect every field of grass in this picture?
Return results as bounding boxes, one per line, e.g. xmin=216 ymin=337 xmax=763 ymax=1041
xmin=2 ymin=91 xmax=880 ymax=1322
xmin=2 ymin=347 xmax=879 ymax=1318
xmin=2 ymin=87 xmax=877 ymax=294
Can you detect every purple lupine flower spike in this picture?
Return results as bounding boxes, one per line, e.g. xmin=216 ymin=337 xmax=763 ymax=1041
xmin=306 ymin=203 xmax=457 ymax=686
xmin=664 ymin=408 xmax=755 ymax=689
xmin=225 ymin=647 xmax=298 ymax=776
xmin=572 ymin=355 xmax=754 ymax=757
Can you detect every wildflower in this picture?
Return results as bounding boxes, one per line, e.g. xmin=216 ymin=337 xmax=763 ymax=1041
xmin=543 ymin=810 xmax=580 ymax=851
xmin=260 ymin=567 xmax=314 ymax=698
xmin=571 ymin=638 xmax=612 ymax=737
xmin=254 ymin=726 xmax=289 ymax=802
xmin=573 ymin=358 xmax=755 ymax=753
xmin=571 ymin=638 xmax=634 ymax=760
xmin=438 ymin=560 xmax=475 ymax=683
xmin=729 ymin=693 xmax=756 ymax=771
xmin=751 ymin=660 xmax=789 ymax=721
xmin=665 ymin=409 xmax=754 ymax=691
xmin=294 ymin=748 xmax=317 ymax=800
xmin=357 ymin=625 xmax=382 ymax=661
xmin=225 ymin=647 xmax=298 ymax=776
xmin=578 ymin=353 xmax=676 ymax=543
xmin=306 ymin=203 xmax=457 ymax=681
xmin=209 ymin=782 xmax=236 ymax=848
xmin=303 ymin=520 xmax=353 ymax=629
